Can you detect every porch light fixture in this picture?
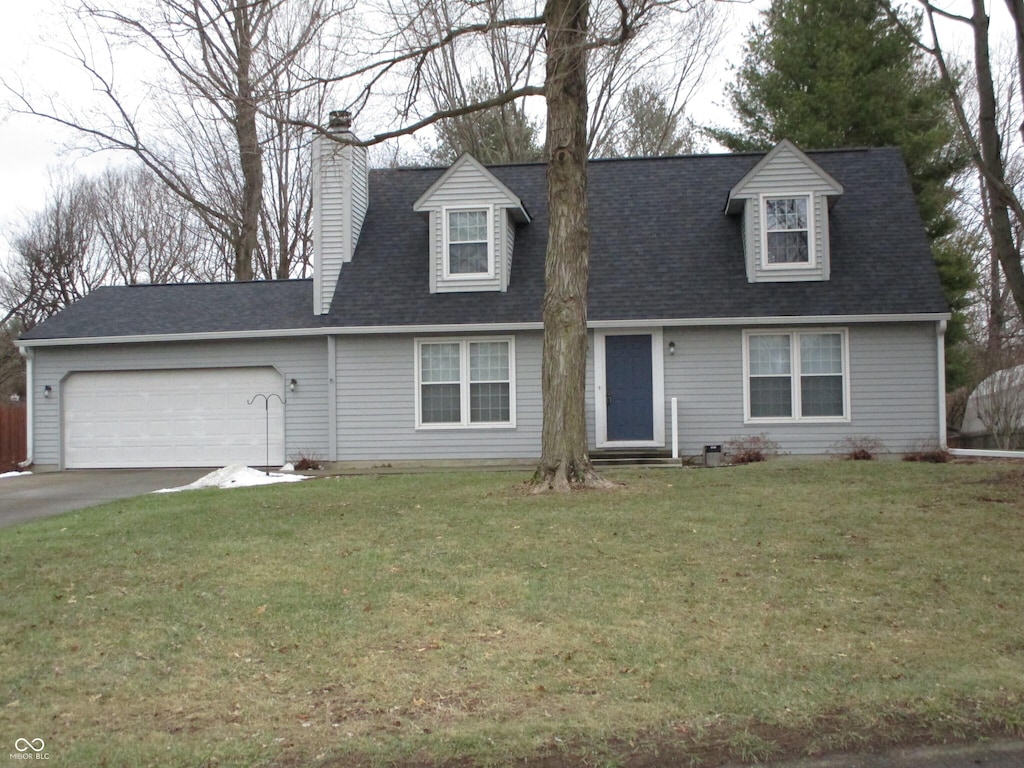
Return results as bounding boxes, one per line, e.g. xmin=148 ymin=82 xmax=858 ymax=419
xmin=43 ymin=385 xmax=52 ymax=398
xmin=668 ymin=341 xmax=676 ymax=356
xmin=289 ymin=378 xmax=297 ymax=392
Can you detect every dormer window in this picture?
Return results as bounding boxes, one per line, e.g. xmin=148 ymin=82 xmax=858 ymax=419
xmin=446 ymin=207 xmax=492 ymax=277
xmin=725 ymin=140 xmax=843 ymax=284
xmin=764 ymin=196 xmax=811 ymax=267
xmin=413 ymin=154 xmax=529 ymax=294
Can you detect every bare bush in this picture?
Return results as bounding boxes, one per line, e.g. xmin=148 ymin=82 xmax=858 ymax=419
xmin=830 ymin=436 xmax=886 ymax=460
xmin=726 ymin=433 xmax=781 ymax=464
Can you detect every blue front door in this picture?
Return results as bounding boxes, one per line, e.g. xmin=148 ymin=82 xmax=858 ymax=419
xmin=605 ymin=334 xmax=654 ymax=441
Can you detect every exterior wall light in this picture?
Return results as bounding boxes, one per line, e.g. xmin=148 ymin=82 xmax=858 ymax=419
xmin=43 ymin=385 xmax=52 ymax=398
xmin=668 ymin=341 xmax=676 ymax=356
xmin=289 ymin=378 xmax=298 ymax=392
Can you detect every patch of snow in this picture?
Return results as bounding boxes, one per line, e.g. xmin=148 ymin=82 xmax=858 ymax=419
xmin=279 ymin=462 xmax=295 ymax=472
xmin=153 ymin=463 xmax=309 ymax=493
xmin=0 ymin=470 xmax=32 ymax=479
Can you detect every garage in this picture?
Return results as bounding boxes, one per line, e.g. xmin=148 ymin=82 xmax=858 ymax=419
xmin=62 ymin=368 xmax=286 ymax=469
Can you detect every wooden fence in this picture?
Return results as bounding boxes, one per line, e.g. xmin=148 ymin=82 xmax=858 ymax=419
xmin=0 ymin=403 xmax=27 ymax=472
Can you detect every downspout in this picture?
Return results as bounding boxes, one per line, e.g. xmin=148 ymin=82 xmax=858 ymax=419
xmin=937 ymin=323 xmax=946 ymax=454
xmin=327 ymin=335 xmax=338 ymax=461
xmin=937 ymin=320 xmax=947 ymax=450
xmin=18 ymin=347 xmax=34 ymax=468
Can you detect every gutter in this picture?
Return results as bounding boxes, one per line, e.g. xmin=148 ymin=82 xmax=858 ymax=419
xmin=15 ymin=312 xmax=953 ymax=349
xmin=18 ymin=347 xmax=33 ymax=468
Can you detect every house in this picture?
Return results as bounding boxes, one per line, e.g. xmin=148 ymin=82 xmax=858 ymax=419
xmin=16 ymin=113 xmax=951 ymax=469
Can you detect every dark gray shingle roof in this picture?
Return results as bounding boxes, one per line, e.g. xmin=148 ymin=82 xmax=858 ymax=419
xmin=21 ymin=147 xmax=948 ymax=343
xmin=20 ymin=279 xmax=324 ymax=340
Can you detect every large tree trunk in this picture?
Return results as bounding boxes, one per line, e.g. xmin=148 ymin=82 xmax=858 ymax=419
xmin=972 ymin=0 xmax=1024 ymax=322
xmin=1006 ymin=0 xmax=1024 ymax=146
xmin=232 ymin=0 xmax=261 ymax=282
xmin=531 ymin=0 xmax=613 ymax=492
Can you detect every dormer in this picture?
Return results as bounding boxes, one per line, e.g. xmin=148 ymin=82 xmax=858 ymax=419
xmin=725 ymin=140 xmax=843 ymax=283
xmin=413 ymin=154 xmax=530 ymax=293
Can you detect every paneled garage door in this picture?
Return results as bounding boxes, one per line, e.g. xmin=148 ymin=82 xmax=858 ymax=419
xmin=63 ymin=368 xmax=285 ymax=469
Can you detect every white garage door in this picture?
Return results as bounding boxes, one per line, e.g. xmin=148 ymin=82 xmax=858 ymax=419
xmin=63 ymin=368 xmax=285 ymax=469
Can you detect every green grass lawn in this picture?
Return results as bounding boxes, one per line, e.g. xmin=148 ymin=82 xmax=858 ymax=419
xmin=2 ymin=461 xmax=1023 ymax=767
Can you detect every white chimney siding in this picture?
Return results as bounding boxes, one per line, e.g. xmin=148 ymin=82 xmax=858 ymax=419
xmin=312 ymin=116 xmax=368 ymax=316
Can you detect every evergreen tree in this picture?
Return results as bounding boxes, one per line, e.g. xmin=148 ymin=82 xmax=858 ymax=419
xmin=428 ymin=77 xmax=544 ymax=166
xmin=713 ymin=0 xmax=973 ymax=382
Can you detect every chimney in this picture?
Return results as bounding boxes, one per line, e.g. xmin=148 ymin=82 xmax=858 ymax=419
xmin=312 ymin=110 xmax=368 ymax=316
xmin=329 ymin=110 xmax=352 ymax=131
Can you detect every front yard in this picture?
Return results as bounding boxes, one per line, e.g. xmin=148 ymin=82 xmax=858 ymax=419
xmin=2 ymin=461 xmax=1023 ymax=766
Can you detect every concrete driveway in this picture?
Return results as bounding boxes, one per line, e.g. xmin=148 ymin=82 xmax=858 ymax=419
xmin=0 ymin=469 xmax=208 ymax=528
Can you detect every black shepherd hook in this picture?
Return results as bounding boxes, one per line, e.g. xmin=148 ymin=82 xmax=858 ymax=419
xmin=248 ymin=393 xmax=285 ymax=475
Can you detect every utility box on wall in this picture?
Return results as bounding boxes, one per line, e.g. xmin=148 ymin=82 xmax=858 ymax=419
xmin=703 ymin=444 xmax=722 ymax=468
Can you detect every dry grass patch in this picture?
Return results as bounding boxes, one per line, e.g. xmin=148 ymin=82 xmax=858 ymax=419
xmin=1 ymin=462 xmax=1023 ymax=766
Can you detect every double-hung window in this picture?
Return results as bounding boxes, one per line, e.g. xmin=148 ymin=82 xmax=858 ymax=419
xmin=445 ymin=208 xmax=492 ymax=277
xmin=745 ymin=330 xmax=848 ymax=421
xmin=417 ymin=338 xmax=515 ymax=427
xmin=763 ymin=195 xmax=811 ymax=266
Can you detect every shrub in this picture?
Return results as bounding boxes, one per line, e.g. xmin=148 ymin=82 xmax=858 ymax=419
xmin=831 ymin=436 xmax=885 ymax=460
xmin=902 ymin=442 xmax=952 ymax=463
xmin=725 ymin=433 xmax=780 ymax=464
xmin=291 ymin=452 xmax=323 ymax=471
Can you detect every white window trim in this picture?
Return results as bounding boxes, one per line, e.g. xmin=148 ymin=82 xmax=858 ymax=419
xmin=594 ymin=328 xmax=665 ymax=448
xmin=442 ymin=205 xmax=495 ymax=280
xmin=742 ymin=328 xmax=851 ymax=424
xmin=760 ymin=193 xmax=815 ymax=270
xmin=415 ymin=336 xmax=517 ymax=429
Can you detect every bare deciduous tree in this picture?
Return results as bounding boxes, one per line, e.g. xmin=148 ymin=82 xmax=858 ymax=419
xmin=0 ymin=325 xmax=26 ymax=400
xmin=591 ymin=79 xmax=698 ymax=157
xmin=532 ymin=0 xmax=615 ymax=490
xmin=586 ymin=0 xmax=722 ymax=156
xmin=391 ymin=0 xmax=722 ymax=163
xmin=894 ymin=0 xmax=1024 ymax=324
xmin=3 ymin=0 xmax=349 ymax=281
xmin=1 ymin=172 xmax=106 ymax=330
xmin=91 ymin=165 xmax=221 ymax=285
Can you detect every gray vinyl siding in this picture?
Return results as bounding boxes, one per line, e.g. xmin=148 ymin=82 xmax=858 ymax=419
xmin=30 ymin=338 xmax=329 ymax=468
xmin=661 ymin=322 xmax=940 ymax=456
xmin=334 ymin=332 xmax=543 ymax=461
xmin=427 ymin=207 xmax=506 ymax=293
xmin=743 ymin=194 xmax=830 ymax=283
xmin=504 ymin=215 xmax=516 ymax=292
xmin=27 ymin=322 xmax=940 ymax=468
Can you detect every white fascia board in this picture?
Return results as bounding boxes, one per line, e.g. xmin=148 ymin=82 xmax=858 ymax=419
xmin=14 ymin=322 xmax=546 ymax=348
xmin=15 ymin=312 xmax=951 ymax=348
xmin=590 ymin=312 xmax=951 ymax=329
xmin=16 ymin=327 xmax=336 ymax=348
